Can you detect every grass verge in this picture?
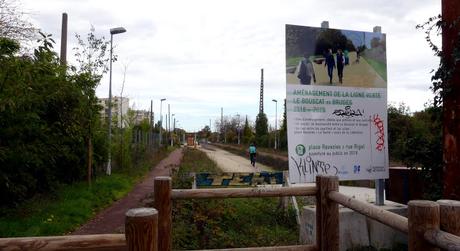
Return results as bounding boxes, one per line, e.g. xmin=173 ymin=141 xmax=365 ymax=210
xmin=0 ymin=147 xmax=174 ymax=237
xmin=286 ymin=56 xmax=302 ymax=67
xmin=363 ymin=56 xmax=387 ymax=82
xmin=172 ymin=147 xmax=298 ymax=250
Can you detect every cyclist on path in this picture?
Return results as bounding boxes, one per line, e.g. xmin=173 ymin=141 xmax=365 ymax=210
xmin=249 ymin=143 xmax=257 ymax=167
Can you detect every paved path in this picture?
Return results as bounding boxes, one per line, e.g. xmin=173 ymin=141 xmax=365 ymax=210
xmin=71 ymin=148 xmax=183 ymax=235
xmin=199 ymin=145 xmax=274 ymax=172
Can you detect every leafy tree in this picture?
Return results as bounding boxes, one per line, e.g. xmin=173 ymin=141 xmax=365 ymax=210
xmin=0 ymin=0 xmax=36 ymax=42
xmin=0 ymin=34 xmax=104 ymax=206
xmin=416 ymin=15 xmax=460 ymax=199
xmin=73 ymin=26 xmax=112 ymax=76
xmin=72 ymin=26 xmax=114 ymax=178
xmin=198 ymin=126 xmax=211 ymax=140
xmin=387 ymin=103 xmax=442 ymax=199
xmin=279 ymin=99 xmax=287 ymax=150
xmin=215 ymin=115 xmax=241 ymax=143
xmin=285 ymin=25 xmax=319 ymax=57
xmin=315 ymin=29 xmax=356 ymax=55
xmin=242 ymin=116 xmax=253 ymax=144
xmin=0 ymin=23 xmax=118 ymax=205
xmin=387 ymin=103 xmax=412 ymax=162
xmin=255 ymin=112 xmax=268 ymax=147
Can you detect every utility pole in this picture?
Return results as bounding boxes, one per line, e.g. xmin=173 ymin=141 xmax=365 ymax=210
xmin=159 ymin=98 xmax=166 ymax=146
xmin=168 ymin=104 xmax=171 ymax=146
xmin=150 ymin=100 xmax=153 ymax=126
xmin=442 ymin=0 xmax=460 ymax=200
xmin=150 ymin=100 xmax=153 ymax=148
xmin=171 ymin=114 xmax=175 ymax=147
xmin=259 ymin=69 xmax=264 ymax=114
xmin=221 ymin=107 xmax=223 ymax=143
xmin=272 ymin=99 xmax=278 ymax=150
xmin=60 ymin=13 xmax=68 ymax=66
xmin=236 ymin=114 xmax=241 ymax=145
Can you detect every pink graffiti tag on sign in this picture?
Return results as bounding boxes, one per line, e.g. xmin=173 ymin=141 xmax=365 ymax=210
xmin=372 ymin=114 xmax=385 ymax=151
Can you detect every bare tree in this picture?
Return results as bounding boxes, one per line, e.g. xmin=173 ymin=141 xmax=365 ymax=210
xmin=0 ymin=0 xmax=36 ymax=41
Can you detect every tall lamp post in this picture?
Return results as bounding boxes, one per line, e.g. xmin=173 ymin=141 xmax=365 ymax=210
xmin=106 ymin=26 xmax=126 ymax=176
xmin=159 ymin=98 xmax=166 ymax=145
xmin=171 ymin=114 xmax=175 ymax=146
xmin=272 ymin=99 xmax=278 ymax=150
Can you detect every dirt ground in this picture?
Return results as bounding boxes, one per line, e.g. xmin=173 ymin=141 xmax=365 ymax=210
xmin=71 ymin=148 xmax=183 ymax=235
xmin=199 ymin=145 xmax=274 ymax=172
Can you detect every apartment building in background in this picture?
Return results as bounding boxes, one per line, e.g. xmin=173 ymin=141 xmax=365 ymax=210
xmin=98 ymin=96 xmax=130 ymax=128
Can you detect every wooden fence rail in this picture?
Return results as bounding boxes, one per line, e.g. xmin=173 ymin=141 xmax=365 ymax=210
xmin=0 ymin=234 xmax=126 ymax=251
xmin=328 ymin=190 xmax=409 ymax=233
xmin=171 ymin=186 xmax=317 ymax=199
xmin=184 ymin=244 xmax=318 ymax=251
xmin=424 ymin=229 xmax=460 ymax=250
xmin=1 ymin=175 xmax=460 ymax=251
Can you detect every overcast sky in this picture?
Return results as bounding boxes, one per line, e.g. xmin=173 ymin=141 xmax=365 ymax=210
xmin=21 ymin=0 xmax=440 ymax=131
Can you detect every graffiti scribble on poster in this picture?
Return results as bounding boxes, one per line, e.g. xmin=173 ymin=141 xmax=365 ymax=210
xmin=290 ymin=156 xmax=338 ymax=178
xmin=332 ymin=106 xmax=363 ymax=117
xmin=372 ymin=114 xmax=385 ymax=151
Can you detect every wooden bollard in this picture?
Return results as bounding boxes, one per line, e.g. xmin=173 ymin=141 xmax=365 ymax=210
xmin=316 ymin=175 xmax=339 ymax=251
xmin=154 ymin=176 xmax=172 ymax=251
xmin=437 ymin=200 xmax=460 ymax=236
xmin=408 ymin=200 xmax=440 ymax=251
xmin=125 ymin=208 xmax=158 ymax=251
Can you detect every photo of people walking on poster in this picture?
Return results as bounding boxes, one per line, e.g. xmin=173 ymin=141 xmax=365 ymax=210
xmin=286 ymin=25 xmax=387 ymax=88
xmin=285 ymin=24 xmax=388 ymax=183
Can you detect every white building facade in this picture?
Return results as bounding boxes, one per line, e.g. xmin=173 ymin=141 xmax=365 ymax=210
xmin=99 ymin=96 xmax=130 ymax=128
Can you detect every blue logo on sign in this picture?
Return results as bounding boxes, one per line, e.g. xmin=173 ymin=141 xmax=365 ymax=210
xmin=338 ymin=166 xmax=349 ymax=175
xmin=353 ymin=165 xmax=360 ymax=174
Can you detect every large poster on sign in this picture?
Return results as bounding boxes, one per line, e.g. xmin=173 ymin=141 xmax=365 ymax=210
xmin=285 ymin=24 xmax=389 ymax=183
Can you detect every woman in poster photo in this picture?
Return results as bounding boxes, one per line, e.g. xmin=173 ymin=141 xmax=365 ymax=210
xmin=297 ymin=53 xmax=316 ymax=85
xmin=324 ymin=48 xmax=335 ymax=84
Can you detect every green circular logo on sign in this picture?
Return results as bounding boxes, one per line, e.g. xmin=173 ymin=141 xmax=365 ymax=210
xmin=295 ymin=144 xmax=306 ymax=156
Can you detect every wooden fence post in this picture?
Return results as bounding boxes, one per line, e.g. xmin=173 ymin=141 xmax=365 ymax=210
xmin=316 ymin=175 xmax=339 ymax=251
xmin=191 ymin=172 xmax=197 ymax=189
xmin=154 ymin=176 xmax=172 ymax=251
xmin=279 ymin=171 xmax=289 ymax=212
xmin=125 ymin=208 xmax=158 ymax=251
xmin=437 ymin=200 xmax=460 ymax=237
xmin=408 ymin=200 xmax=440 ymax=251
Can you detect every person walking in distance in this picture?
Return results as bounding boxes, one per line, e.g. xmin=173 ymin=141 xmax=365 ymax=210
xmin=336 ymin=49 xmax=345 ymax=84
xmin=249 ymin=143 xmax=257 ymax=167
xmin=324 ymin=48 xmax=335 ymax=84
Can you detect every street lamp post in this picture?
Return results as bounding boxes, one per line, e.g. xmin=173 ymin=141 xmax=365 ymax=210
xmin=168 ymin=104 xmax=171 ymax=146
xmin=159 ymin=98 xmax=166 ymax=145
xmin=236 ymin=114 xmax=240 ymax=145
xmin=106 ymin=26 xmax=126 ymax=176
xmin=272 ymin=99 xmax=278 ymax=150
xmin=171 ymin=114 xmax=175 ymax=146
